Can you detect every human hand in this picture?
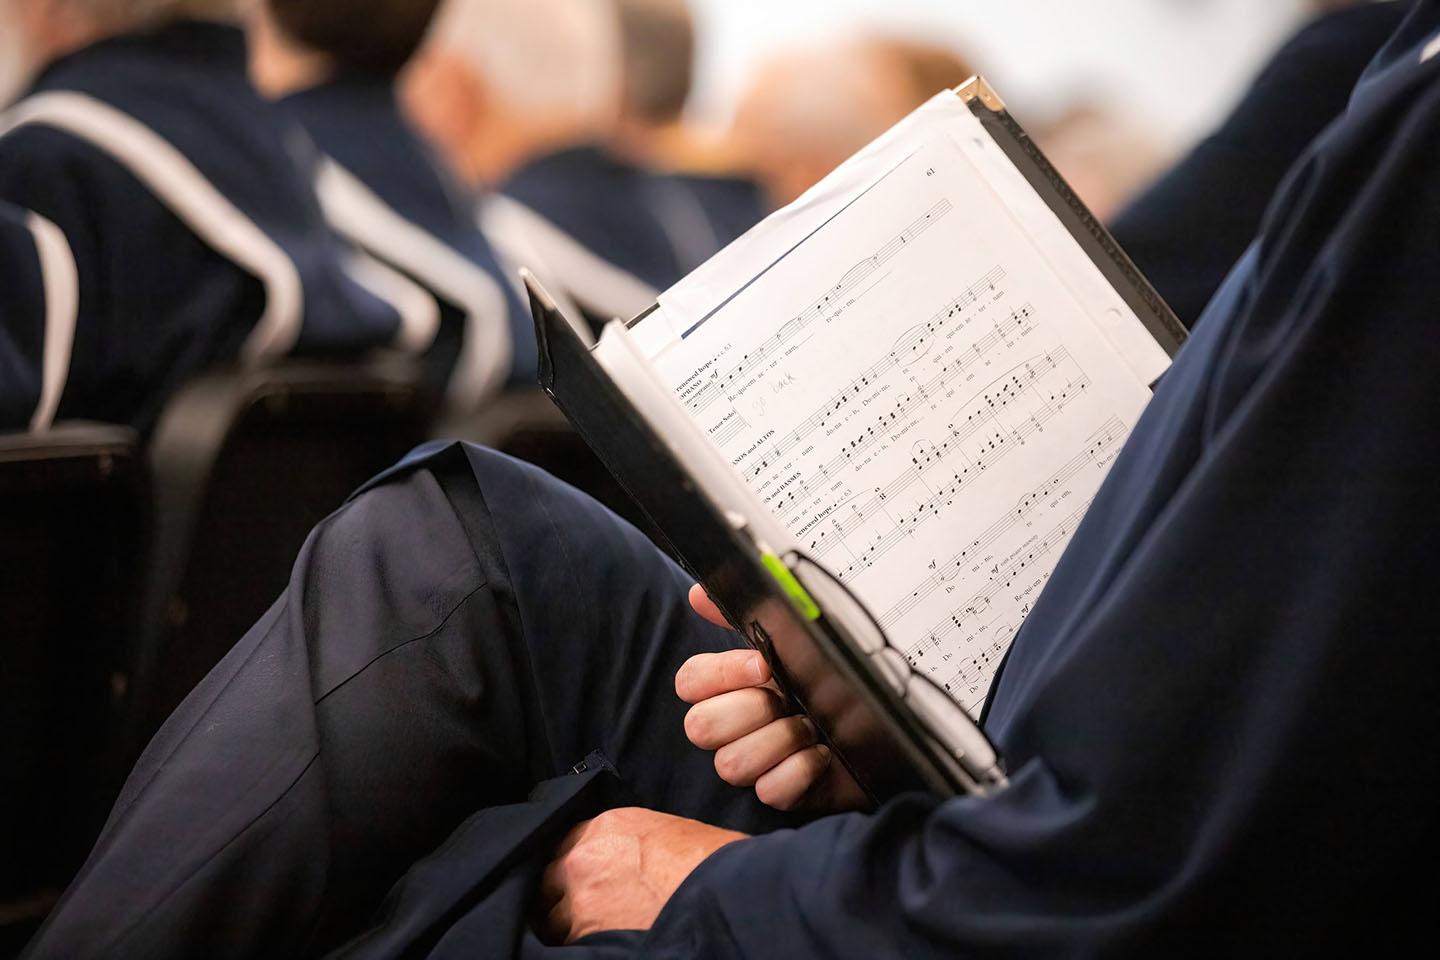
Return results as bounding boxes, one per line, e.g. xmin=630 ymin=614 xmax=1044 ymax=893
xmin=680 ymin=585 xmax=867 ymax=811
xmin=539 ymin=807 xmax=746 ymax=944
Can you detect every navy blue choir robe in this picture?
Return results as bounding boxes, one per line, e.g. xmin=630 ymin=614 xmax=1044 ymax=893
xmin=489 ymin=145 xmax=757 ymax=329
xmin=500 ymin=146 xmax=682 ymax=292
xmin=280 ymin=75 xmax=537 ymax=408
xmin=1110 ymin=0 xmax=1409 ymax=328
xmin=0 ymin=21 xmax=408 ymax=433
xmin=23 ymin=5 xmax=1440 ymax=958
xmin=648 ymin=171 xmax=766 ymax=273
xmin=0 ymin=202 xmax=50 ymax=428
xmin=670 ymin=174 xmax=767 ymax=250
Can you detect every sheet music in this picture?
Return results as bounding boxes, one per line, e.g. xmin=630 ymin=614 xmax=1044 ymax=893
xmin=637 ymin=122 xmax=1156 ymax=715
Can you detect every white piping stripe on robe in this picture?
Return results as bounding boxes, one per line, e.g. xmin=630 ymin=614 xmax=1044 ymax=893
xmin=480 ymin=193 xmax=657 ymax=328
xmin=316 ymin=159 xmax=510 ymax=410
xmin=1 ymin=92 xmax=435 ymax=370
xmin=23 ymin=210 xmax=79 ymax=431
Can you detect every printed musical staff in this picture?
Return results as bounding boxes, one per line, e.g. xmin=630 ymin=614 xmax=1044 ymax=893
xmin=683 ymin=200 xmax=955 ymax=414
xmin=908 ymin=630 xmax=1012 ymax=705
xmin=791 ymin=346 xmax=1076 ymax=498
xmin=747 ymin=289 xmax=1029 ymax=482
xmin=876 ymin=501 xmax=1092 ymax=631
xmin=709 ymin=411 xmax=751 ymax=446
xmin=812 ymin=417 xmax=1126 ymax=577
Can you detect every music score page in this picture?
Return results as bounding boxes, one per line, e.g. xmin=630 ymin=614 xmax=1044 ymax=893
xmin=632 ymin=99 xmax=1161 ymax=714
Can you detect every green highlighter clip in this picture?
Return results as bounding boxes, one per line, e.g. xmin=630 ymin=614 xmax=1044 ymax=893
xmin=760 ymin=552 xmax=821 ymax=621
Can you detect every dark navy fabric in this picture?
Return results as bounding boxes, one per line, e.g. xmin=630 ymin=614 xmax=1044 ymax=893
xmin=643 ymin=5 xmax=1440 ymax=956
xmin=668 ymin=173 xmax=766 ymax=252
xmin=497 ymin=148 xmax=761 ymax=333
xmin=1110 ymin=0 xmax=1410 ymax=328
xmin=0 ymin=202 xmax=45 ymax=426
xmin=0 ymin=22 xmax=401 ymax=432
xmin=500 ymin=145 xmax=686 ymax=291
xmin=280 ymin=76 xmax=537 ymax=387
xmin=24 ymin=443 xmax=795 ymax=959
xmin=329 ymin=754 xmax=639 ymax=960
xmin=648 ymin=172 xmax=766 ymax=273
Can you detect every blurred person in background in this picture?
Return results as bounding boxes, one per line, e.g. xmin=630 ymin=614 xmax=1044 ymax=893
xmin=728 ymin=43 xmax=913 ymax=210
xmin=1109 ymin=0 xmax=1411 ymax=328
xmin=246 ymin=0 xmax=534 ymax=415
xmin=0 ymin=1 xmax=34 ymax=105
xmin=874 ymin=36 xmax=977 ymax=104
xmin=607 ymin=0 xmax=766 ymax=261
xmin=607 ymin=0 xmax=706 ymax=172
xmin=0 ymin=201 xmax=73 ymax=430
xmin=730 ymin=36 xmax=975 ymax=210
xmin=408 ymin=0 xmax=679 ymax=329
xmin=0 ymin=0 xmax=431 ymax=435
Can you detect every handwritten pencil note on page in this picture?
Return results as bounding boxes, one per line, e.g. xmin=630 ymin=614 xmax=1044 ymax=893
xmin=635 ymin=96 xmax=1160 ymax=713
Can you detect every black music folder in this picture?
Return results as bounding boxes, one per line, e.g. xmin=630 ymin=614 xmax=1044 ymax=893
xmin=528 ymin=77 xmax=1184 ymax=801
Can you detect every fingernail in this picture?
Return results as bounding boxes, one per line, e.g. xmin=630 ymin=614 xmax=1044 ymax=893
xmin=747 ymin=655 xmax=766 ymax=684
xmin=815 ymin=744 xmax=832 ymax=764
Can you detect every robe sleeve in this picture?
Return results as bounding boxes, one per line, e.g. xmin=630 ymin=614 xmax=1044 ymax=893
xmin=638 ymin=63 xmax=1440 ymax=960
xmin=0 ymin=126 xmax=112 ymax=425
xmin=0 ymin=122 xmax=264 ymax=430
xmin=0 ymin=203 xmax=46 ymax=428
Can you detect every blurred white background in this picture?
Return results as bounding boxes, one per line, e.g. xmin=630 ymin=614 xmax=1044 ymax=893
xmin=688 ymin=0 xmax=1316 ymax=151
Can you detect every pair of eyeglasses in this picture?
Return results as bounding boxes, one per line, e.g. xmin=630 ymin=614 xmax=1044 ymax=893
xmin=784 ymin=548 xmax=1010 ymax=796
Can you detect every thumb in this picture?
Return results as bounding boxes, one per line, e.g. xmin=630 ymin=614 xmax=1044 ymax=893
xmin=688 ymin=583 xmax=729 ymax=628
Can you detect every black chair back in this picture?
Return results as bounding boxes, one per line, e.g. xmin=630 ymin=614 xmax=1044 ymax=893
xmin=126 ymin=358 xmax=431 ymax=758
xmin=0 ymin=425 xmax=147 ymax=951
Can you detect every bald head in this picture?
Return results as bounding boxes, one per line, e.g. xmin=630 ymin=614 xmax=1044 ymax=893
xmin=731 ymin=41 xmax=917 ymax=208
xmin=405 ymin=0 xmax=622 ymax=185
xmin=423 ymin=0 xmax=620 ymax=119
xmin=731 ymin=36 xmax=978 ymax=208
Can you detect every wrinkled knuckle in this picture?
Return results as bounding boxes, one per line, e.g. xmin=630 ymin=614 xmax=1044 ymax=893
xmin=567 ymin=834 xmax=613 ymax=875
xmin=567 ymin=840 xmax=605 ymax=873
xmin=593 ymin=807 xmax=632 ymax=829
xmin=610 ymin=806 xmax=646 ymax=825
